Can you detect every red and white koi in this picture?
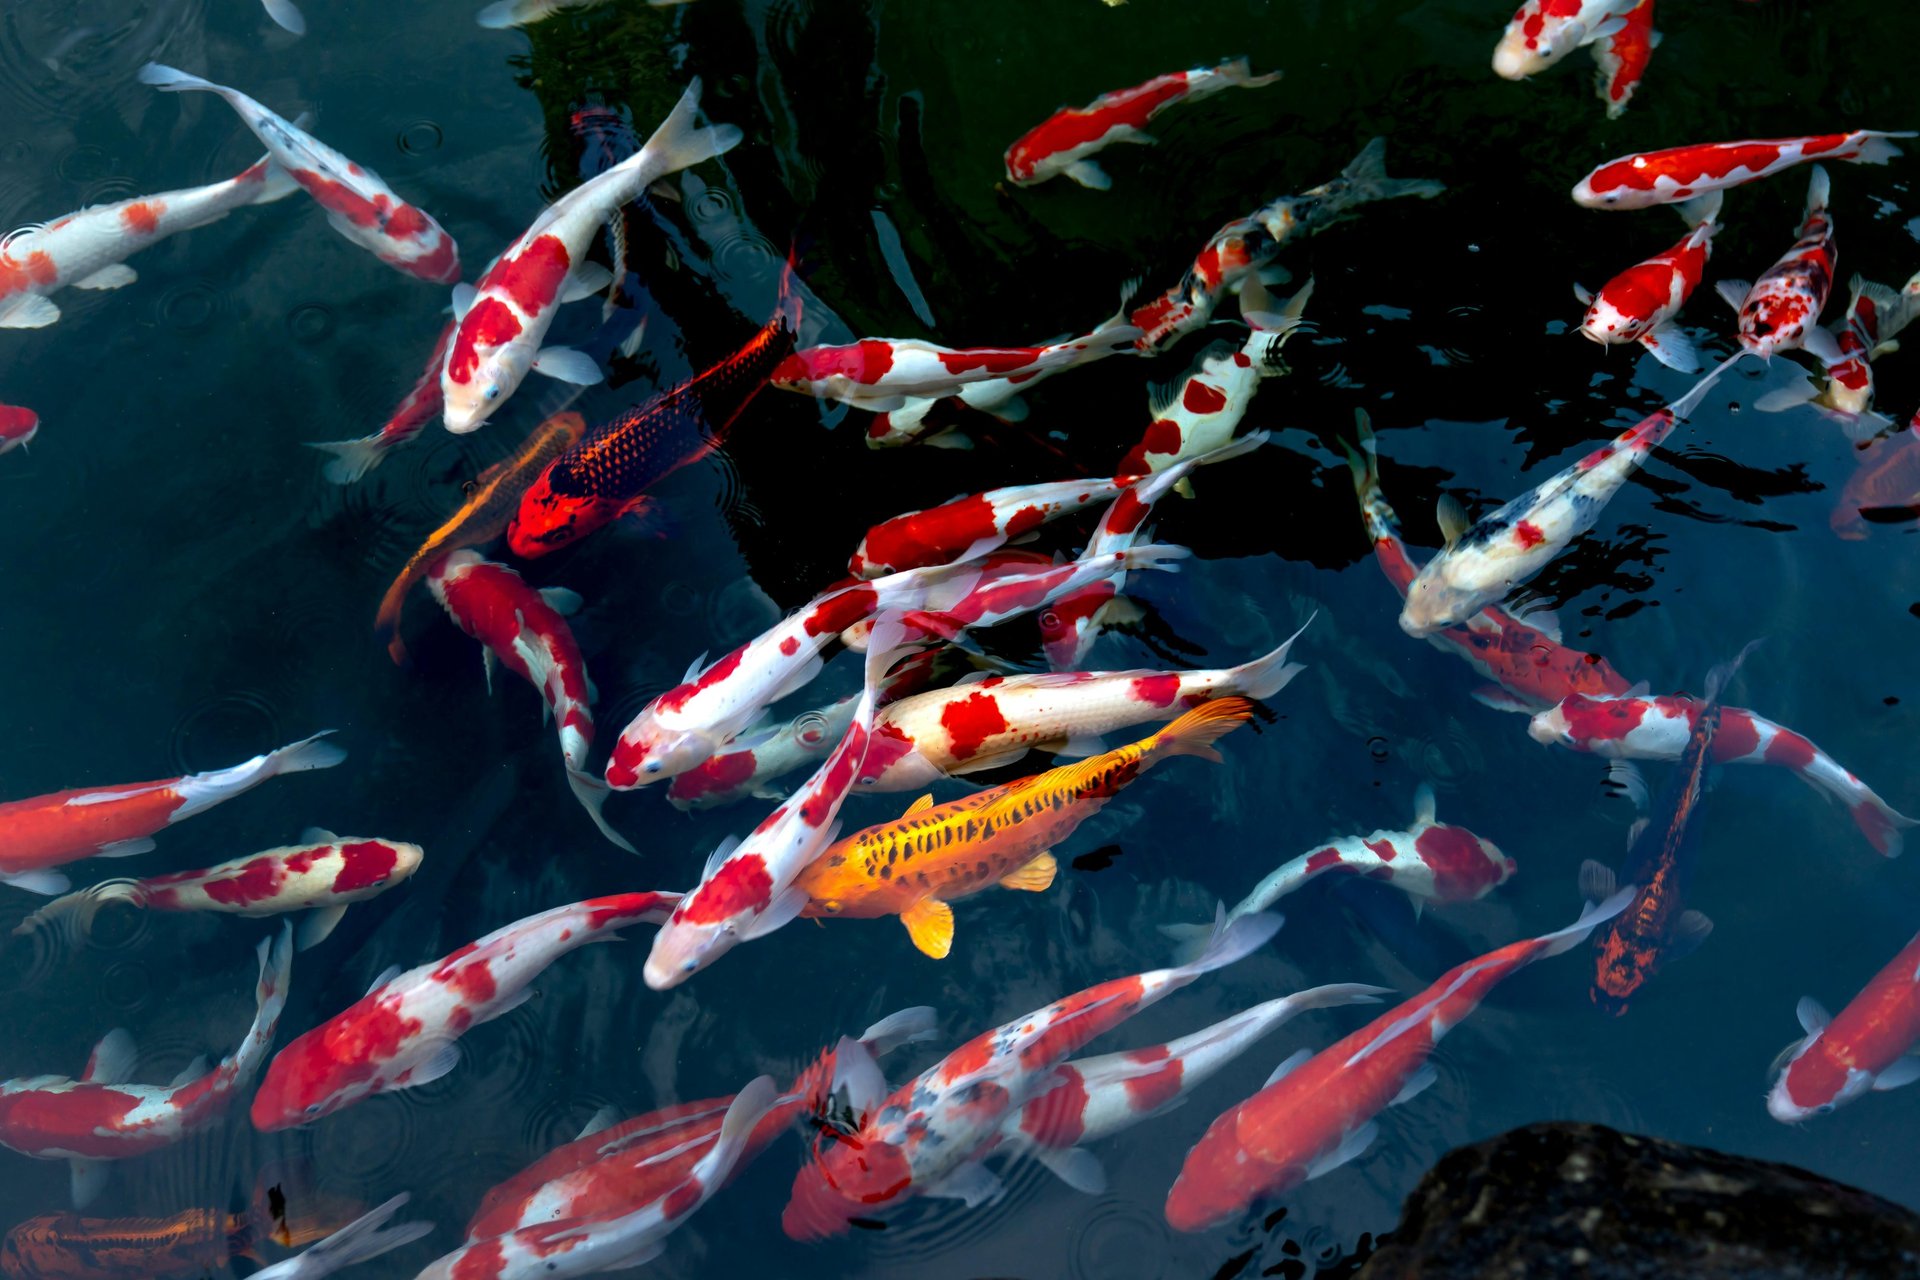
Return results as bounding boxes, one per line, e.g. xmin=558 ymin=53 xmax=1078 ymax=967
xmin=666 ymin=695 xmax=858 ymax=812
xmin=425 ymin=550 xmax=629 ymax=851
xmin=0 ymin=155 xmax=296 ymax=330
xmin=851 ymin=474 xmax=1151 ymax=579
xmin=1529 ymin=692 xmax=1916 ymax=855
xmin=1130 ymin=139 xmax=1442 ymax=352
xmin=1117 ymin=279 xmax=1308 ymax=474
xmin=249 ymin=1195 xmax=434 ymax=1280
xmin=1575 ymin=189 xmax=1719 ymax=373
xmin=0 ymin=734 xmax=346 ymax=896
xmin=1397 ymin=371 xmax=1724 ymax=638
xmin=1161 ymin=786 xmax=1515 ymax=961
xmin=1769 ymin=928 xmax=1920 ymax=1122
xmin=1006 ymin=985 xmax=1388 ymax=1165
xmin=0 ymin=927 xmax=292 ymax=1207
xmin=441 ymin=80 xmax=741 ymax=433
xmin=1572 ymin=131 xmax=1913 ymax=212
xmin=1715 ymin=166 xmax=1842 ymax=366
xmin=1163 ymin=891 xmax=1632 ymax=1231
xmin=1592 ymin=0 xmax=1658 ymax=118
xmin=642 ymin=626 xmax=907 ymax=989
xmin=138 ymin=64 xmax=459 ymax=284
xmin=16 ymin=831 xmax=422 ymax=951
xmin=1756 ymin=270 xmax=1919 ymax=433
xmin=781 ymin=912 xmax=1281 ymax=1238
xmin=0 ymin=403 xmax=39 ymax=453
xmin=1004 ymin=58 xmax=1281 ymax=191
xmin=249 ymin=892 xmax=678 ymax=1129
xmin=1345 ymin=410 xmax=1636 ymax=712
xmin=855 ymin=625 xmax=1307 ymax=792
xmin=414 ymin=1079 xmax=777 ymax=1280
xmin=306 ymin=317 xmax=455 ymax=484
xmin=1492 ymin=0 xmax=1639 ymax=81
xmin=904 ymin=543 xmax=1190 ymax=640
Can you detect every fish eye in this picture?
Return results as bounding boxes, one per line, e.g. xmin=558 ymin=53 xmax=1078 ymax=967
xmin=1817 ymin=1103 xmax=1836 ymax=1114
xmin=644 ymin=761 xmax=662 ymax=774
xmin=304 ymin=1102 xmax=324 ymax=1116
xmin=484 ymin=384 xmax=501 ymax=401
xmin=1040 ymin=611 xmax=1060 ymax=630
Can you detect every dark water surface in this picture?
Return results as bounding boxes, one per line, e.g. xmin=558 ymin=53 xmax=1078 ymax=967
xmin=3 ymin=0 xmax=1920 ymax=1275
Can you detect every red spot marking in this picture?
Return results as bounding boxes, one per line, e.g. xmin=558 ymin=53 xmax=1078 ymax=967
xmin=1710 ymin=709 xmax=1762 ymax=762
xmin=1763 ymin=728 xmax=1818 ymax=770
xmin=665 ymin=750 xmax=760 ymax=805
xmin=1019 ymin=1066 xmax=1088 ymax=1146
xmin=935 ymin=348 xmax=1043 ymax=376
xmin=1304 ymin=847 xmax=1345 ymax=875
xmin=447 ymin=299 xmax=523 ymax=385
xmin=0 ymin=1088 xmax=144 ymax=1157
xmin=120 ymin=202 xmax=161 ymax=236
xmin=1124 ymin=1060 xmax=1185 ymax=1112
xmin=436 ymin=955 xmax=498 ymax=1006
xmin=1182 ymin=381 xmax=1228 ymax=415
xmin=656 ymin=646 xmax=746 ymax=713
xmin=1004 ymin=503 xmax=1048 ymax=538
xmin=404 ymin=234 xmax=460 ymax=285
xmin=489 ymin=235 xmax=572 ymax=315
xmin=776 ymin=340 xmax=898 ymax=388
xmin=1129 ymin=1043 xmax=1172 ymax=1064
xmin=1558 ymin=694 xmax=1650 ymax=743
xmin=200 ymin=856 xmax=283 ymax=906
xmin=681 ymin=854 xmax=773 ymax=924
xmin=779 ymin=636 xmax=800 ymax=656
xmin=799 ymin=725 xmax=868 ymax=828
xmin=1103 ymin=488 xmax=1151 ymax=535
xmin=861 ymin=494 xmax=1000 ymax=575
xmin=1232 ymin=351 xmax=1252 ymax=368
xmin=1784 ymin=1048 xmax=1850 ymax=1113
xmin=858 ymin=724 xmax=917 ymax=783
xmin=383 ymin=204 xmax=431 ymax=240
xmin=333 ymin=841 xmax=401 ymax=893
xmin=1363 ymin=837 xmax=1399 ymax=862
xmin=1129 ymin=674 xmax=1181 ymax=707
xmin=1139 ymin=418 xmax=1185 ymax=464
xmin=940 ymin=1032 xmax=998 ymax=1083
xmin=804 ymin=583 xmax=879 ymax=636
xmin=1514 ymin=521 xmax=1545 ymax=549
xmin=1414 ymin=826 xmax=1506 ymax=899
xmin=450 ymin=1238 xmax=506 ymax=1280
xmin=252 ymin=995 xmax=425 ymax=1128
xmin=301 ymin=175 xmax=384 ymax=227
xmin=939 ymin=692 xmax=1009 ymax=761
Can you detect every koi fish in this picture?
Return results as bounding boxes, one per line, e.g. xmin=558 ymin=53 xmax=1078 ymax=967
xmin=1345 ymin=411 xmax=1635 ymax=711
xmin=1397 ymin=371 xmax=1724 ymax=638
xmin=1117 ymin=278 xmax=1308 ymax=474
xmin=249 ymin=892 xmax=678 ymax=1129
xmin=1004 ymin=58 xmax=1281 ymax=191
xmin=441 ymin=81 xmax=740 ymax=433
xmin=782 ymin=911 xmax=1282 ymax=1238
xmin=1130 ymin=138 xmax=1442 ymax=352
xmin=1769 ymin=927 xmax=1920 ymax=1122
xmin=15 ymin=831 xmax=422 ymax=951
xmin=1592 ymin=0 xmax=1658 ymax=118
xmin=138 ymin=65 xmax=458 ymax=283
xmin=0 ymin=404 xmax=38 ymax=454
xmin=0 ymin=927 xmax=293 ymax=1207
xmin=1162 ymin=785 xmax=1515 ymax=961
xmin=1528 ymin=691 xmax=1916 ymax=856
xmin=604 ymin=559 xmax=985 ymax=789
xmin=1006 ymin=984 xmax=1389 ymax=1164
xmin=800 ymin=699 xmax=1254 ymax=959
xmin=1572 ymin=131 xmax=1914 ymax=212
xmin=1575 ymin=189 xmax=1719 ymax=373
xmin=1715 ymin=166 xmax=1842 ymax=366
xmin=506 ymin=284 xmax=799 ymax=558
xmin=905 ymin=543 xmax=1190 ymax=639
xmin=642 ymin=625 xmax=908 ymax=989
xmin=307 ymin=317 xmax=457 ymax=484
xmin=1833 ymin=415 xmax=1920 ymax=539
xmin=476 ymin=0 xmax=691 ymax=28
xmin=424 ymin=550 xmax=629 ymax=850
xmin=1163 ymin=891 xmax=1633 ymax=1231
xmin=1756 ymin=270 xmax=1918 ymax=433
xmin=0 ymin=734 xmax=345 ymax=896
xmin=465 ymin=1008 xmax=934 ymax=1240
xmin=665 ymin=695 xmax=857 ymax=811
xmin=855 ymin=625 xmax=1307 ymax=792
xmin=374 ymin=412 xmax=586 ymax=664
xmin=0 ymin=155 xmax=297 ymax=329
xmin=851 ymin=474 xmax=1148 ymax=580
xmin=1492 ymin=0 xmax=1639 ymax=80
xmin=413 ymin=1079 xmax=776 ymax=1280
xmin=248 ymin=1195 xmax=433 ymax=1280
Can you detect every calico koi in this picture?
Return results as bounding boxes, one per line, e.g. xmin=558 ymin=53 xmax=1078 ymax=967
xmin=1757 ymin=270 xmax=1919 ymax=432
xmin=1715 ymin=166 xmax=1842 ymax=366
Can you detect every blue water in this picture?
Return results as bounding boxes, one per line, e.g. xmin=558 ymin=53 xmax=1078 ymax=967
xmin=2 ymin=0 xmax=1919 ymax=1275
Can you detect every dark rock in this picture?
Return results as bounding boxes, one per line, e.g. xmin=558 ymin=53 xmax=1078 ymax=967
xmin=1357 ymin=1122 xmax=1920 ymax=1279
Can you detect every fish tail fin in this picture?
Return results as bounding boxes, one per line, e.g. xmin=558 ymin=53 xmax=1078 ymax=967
xmin=278 ymin=1194 xmax=433 ymax=1278
xmin=1853 ymin=275 xmax=1904 ymax=318
xmin=1172 ymin=905 xmax=1281 ymax=978
xmin=1339 ymin=137 xmax=1446 ymax=205
xmin=474 ymin=0 xmax=529 ymax=28
xmin=1851 ymin=131 xmax=1917 ymax=166
xmin=1221 ymin=58 xmax=1283 ymax=89
xmin=1147 ymin=696 xmax=1256 ymax=766
xmin=697 ymin=1076 xmax=781 ymax=1189
xmin=137 ymin=62 xmax=225 ymax=95
xmin=1804 ymin=164 xmax=1832 ymax=216
xmin=263 ymin=731 xmax=348 ymax=778
xmin=1846 ymin=787 xmax=1916 ymax=858
xmin=1230 ymin=615 xmax=1312 ymax=700
xmin=568 ymin=768 xmax=638 ymax=853
xmin=304 ymin=434 xmax=389 ymax=485
xmin=634 ymin=78 xmax=744 ymax=182
xmin=857 ymin=1006 xmax=939 ymax=1054
xmin=1669 ymin=349 xmax=1744 ymax=420
xmin=1344 ymin=408 xmax=1380 ymax=500
xmin=1154 ymin=921 xmax=1211 ymax=966
xmin=1538 ymin=885 xmax=1637 ymax=958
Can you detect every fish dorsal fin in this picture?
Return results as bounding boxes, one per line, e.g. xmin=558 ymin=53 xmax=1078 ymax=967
xmin=701 ymin=835 xmax=742 ymax=882
xmin=1263 ymin=1046 xmax=1313 ymax=1088
xmin=682 ymin=651 xmax=710 ymax=683
xmin=998 ymin=852 xmax=1057 ymax=893
xmin=1412 ymin=783 xmax=1437 ymax=826
xmin=1874 ymin=1057 xmax=1920 ymax=1092
xmin=366 ymin=964 xmax=403 ymax=996
xmin=82 ymin=1029 xmax=138 ymax=1085
xmin=1623 ymin=680 xmax=1651 ymax=699
xmin=577 ymin=1104 xmax=623 ymax=1140
xmin=1435 ymin=494 xmax=1470 ymax=548
xmin=828 ymin=1035 xmax=887 ymax=1122
xmin=905 ymin=793 xmax=936 ymax=815
xmin=168 ymin=1056 xmax=210 ymax=1088
xmin=1796 ymin=996 xmax=1831 ymax=1036
xmin=300 ymin=827 xmax=340 ymax=844
xmin=1145 ymin=379 xmax=1181 ymax=420
xmin=1577 ymin=858 xmax=1619 ymax=902
xmin=900 ymin=897 xmax=955 ymax=959
xmin=450 ymin=283 xmax=476 ymax=319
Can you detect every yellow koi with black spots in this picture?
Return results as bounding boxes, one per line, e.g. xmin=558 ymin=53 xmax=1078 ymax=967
xmin=797 ymin=698 xmax=1254 ymax=958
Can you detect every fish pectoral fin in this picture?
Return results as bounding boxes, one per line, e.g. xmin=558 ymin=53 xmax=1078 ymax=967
xmin=1435 ymin=494 xmax=1470 ymax=548
xmin=95 ymin=837 xmax=158 ymax=858
xmin=1714 ymin=279 xmax=1751 ymax=314
xmin=560 ymin=262 xmax=615 ymax=304
xmin=924 ymin=1160 xmax=1004 ymax=1207
xmin=1034 ymin=1145 xmax=1107 ymax=1195
xmin=577 ymin=1103 xmax=622 ymax=1140
xmin=366 ymin=964 xmax=404 ymax=996
xmin=1302 ymin=1119 xmax=1379 ymax=1182
xmin=1801 ymin=324 xmax=1845 ymax=368
xmin=0 ymin=293 xmax=61 ymax=329
xmin=1796 ymin=996 xmax=1831 ymax=1036
xmin=1587 ymin=13 xmax=1629 ymax=40
xmin=1263 ymin=1046 xmax=1314 ymax=1088
xmin=297 ymin=903 xmax=350 ymax=951
xmin=72 ymin=263 xmax=137 ymax=291
xmin=1640 ymin=322 xmax=1701 ymax=374
xmin=767 ymin=652 xmax=827 ymax=705
xmin=1666 ymin=909 xmax=1714 ymax=962
xmin=301 ymin=826 xmax=341 ymax=843
xmin=1057 ymin=733 xmax=1107 ymax=759
xmin=904 ymin=793 xmax=937 ymax=815
xmin=168 ymin=1055 xmax=210 ymax=1088
xmin=1388 ymin=1062 xmax=1438 ymax=1108
xmin=531 ymin=346 xmax=605 ymax=386
xmin=82 ymin=1028 xmax=139 ymax=1085
xmin=405 ymin=1041 xmax=461 ymax=1088
xmin=945 ymin=747 xmax=1032 ymax=776
xmin=69 ymin=1158 xmax=109 ymax=1210
xmin=538 ymin=586 xmax=584 ymax=617
xmin=2 ymin=869 xmax=71 ymax=895
xmin=998 ymin=852 xmax=1058 ymax=894
xmin=900 ymin=897 xmax=955 ymax=959
xmin=1871 ymin=339 xmax=1902 ymax=359
xmin=1871 ymin=1056 xmax=1920 ymax=1092
xmin=1577 ymin=858 xmax=1619 ymax=903
xmin=1572 ymin=283 xmax=1594 ymax=307
xmin=481 ymin=647 xmax=497 ymax=695
xmin=1469 ymin=685 xmax=1537 ymax=714
xmin=1063 ymin=159 xmax=1112 ymax=191
xmin=449 ymin=283 xmax=476 ymax=319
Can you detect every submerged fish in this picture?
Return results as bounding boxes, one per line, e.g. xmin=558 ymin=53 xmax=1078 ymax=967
xmin=1572 ymin=131 xmax=1913 ymax=212
xmin=1768 ymin=927 xmax=1920 ymax=1122
xmin=1758 ymin=271 xmax=1918 ymax=432
xmin=248 ymin=1196 xmax=432 ymax=1280
xmin=1592 ymin=0 xmax=1658 ymax=118
xmin=1491 ymin=0 xmax=1639 ymax=80
xmin=307 ymin=317 xmax=457 ymax=485
xmin=1833 ymin=416 xmax=1920 ymax=539
xmin=1575 ymin=189 xmax=1719 ymax=373
xmin=476 ymin=0 xmax=693 ymax=28
xmin=0 ymin=404 xmax=39 ymax=454
xmin=799 ymin=699 xmax=1254 ymax=958
xmin=1715 ymin=166 xmax=1842 ymax=366
xmin=664 ymin=695 xmax=857 ymax=811
xmin=374 ymin=411 xmax=586 ymax=664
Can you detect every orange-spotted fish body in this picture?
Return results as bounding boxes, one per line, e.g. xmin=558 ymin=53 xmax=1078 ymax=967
xmin=1 ymin=1209 xmax=244 ymax=1279
xmin=797 ymin=699 xmax=1254 ymax=958
xmin=374 ymin=411 xmax=586 ymax=664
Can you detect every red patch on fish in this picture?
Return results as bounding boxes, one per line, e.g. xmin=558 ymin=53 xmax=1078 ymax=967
xmin=670 ymin=749 xmax=760 ymax=802
xmin=1182 ymin=381 xmax=1228 ymax=415
xmin=1018 ymin=1065 xmax=1088 ymax=1146
xmin=656 ymin=646 xmax=746 ymax=713
xmin=1559 ymin=694 xmax=1649 ymax=742
xmin=490 ymin=235 xmax=572 ymax=316
xmin=805 ymin=584 xmax=879 ymax=636
xmin=1710 ymin=708 xmax=1761 ymax=762
xmin=333 ymin=841 xmax=400 ymax=893
xmin=1363 ymin=837 xmax=1399 ymax=862
xmin=1514 ymin=521 xmax=1545 ymax=549
xmin=939 ymin=692 xmax=1008 ymax=761
xmin=1414 ymin=826 xmax=1506 ymax=898
xmin=120 ymin=202 xmax=161 ymax=236
xmin=1763 ymin=728 xmax=1817 ymax=770
xmin=1304 ymin=847 xmax=1345 ymax=875
xmin=1124 ymin=1059 xmax=1185 ymax=1112
xmin=936 ymin=348 xmax=1042 ymax=376
xmin=1129 ymin=674 xmax=1181 ymax=707
xmin=200 ymin=857 xmax=283 ymax=906
xmin=447 ymin=299 xmax=524 ymax=384
xmin=681 ymin=854 xmax=773 ymax=924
